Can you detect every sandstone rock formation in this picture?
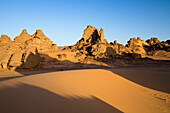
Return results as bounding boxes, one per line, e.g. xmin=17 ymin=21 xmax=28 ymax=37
xmin=146 ymin=37 xmax=160 ymax=45
xmin=145 ymin=38 xmax=170 ymax=55
xmin=63 ymin=26 xmax=169 ymax=61
xmin=0 ymin=35 xmax=13 ymax=47
xmin=25 ymin=30 xmax=58 ymax=53
xmin=0 ymin=26 xmax=169 ymax=70
xmin=0 ymin=29 xmax=58 ymax=70
xmin=0 ymin=35 xmax=12 ymax=43
xmin=14 ymin=29 xmax=32 ymax=43
xmin=63 ymin=25 xmax=109 ymax=58
xmin=126 ymin=37 xmax=149 ymax=55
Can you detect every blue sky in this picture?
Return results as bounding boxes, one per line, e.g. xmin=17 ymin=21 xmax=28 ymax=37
xmin=0 ymin=0 xmax=170 ymax=46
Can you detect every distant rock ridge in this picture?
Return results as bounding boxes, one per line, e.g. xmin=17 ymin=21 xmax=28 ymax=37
xmin=63 ymin=25 xmax=169 ymax=60
xmin=0 ymin=25 xmax=169 ymax=70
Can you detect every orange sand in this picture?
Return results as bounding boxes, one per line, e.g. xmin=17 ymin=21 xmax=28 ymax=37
xmin=0 ymin=69 xmax=169 ymax=113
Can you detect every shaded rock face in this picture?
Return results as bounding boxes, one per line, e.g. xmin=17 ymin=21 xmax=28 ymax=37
xmin=82 ymin=25 xmax=105 ymax=45
xmin=63 ymin=26 xmax=169 ymax=60
xmin=63 ymin=25 xmax=109 ymax=57
xmin=0 ymin=25 xmax=170 ymax=70
xmin=146 ymin=38 xmax=160 ymax=45
xmin=18 ymin=49 xmax=43 ymax=69
xmin=0 ymin=29 xmax=58 ymax=70
xmin=110 ymin=42 xmax=130 ymax=55
xmin=106 ymin=47 xmax=117 ymax=57
xmin=145 ymin=38 xmax=170 ymax=54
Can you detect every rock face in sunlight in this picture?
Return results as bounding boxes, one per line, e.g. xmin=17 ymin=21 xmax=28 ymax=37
xmin=14 ymin=29 xmax=32 ymax=43
xmin=63 ymin=25 xmax=110 ymax=58
xmin=0 ymin=29 xmax=58 ymax=70
xmin=0 ymin=25 xmax=170 ymax=70
xmin=126 ymin=37 xmax=149 ymax=55
xmin=25 ymin=30 xmax=58 ymax=53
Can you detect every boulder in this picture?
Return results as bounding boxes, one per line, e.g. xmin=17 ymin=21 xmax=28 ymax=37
xmin=114 ymin=40 xmax=117 ymax=45
xmin=91 ymin=43 xmax=107 ymax=56
xmin=106 ymin=47 xmax=117 ymax=57
xmin=57 ymin=54 xmax=67 ymax=59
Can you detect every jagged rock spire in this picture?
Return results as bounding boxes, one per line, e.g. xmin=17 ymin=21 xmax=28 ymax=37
xmin=14 ymin=29 xmax=31 ymax=43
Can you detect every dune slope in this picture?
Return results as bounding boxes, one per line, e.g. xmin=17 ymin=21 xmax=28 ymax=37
xmin=0 ymin=69 xmax=169 ymax=113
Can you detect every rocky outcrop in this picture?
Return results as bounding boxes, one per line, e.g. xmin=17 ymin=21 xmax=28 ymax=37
xmin=63 ymin=26 xmax=170 ymax=60
xmin=146 ymin=37 xmax=160 ymax=45
xmin=0 ymin=29 xmax=58 ymax=70
xmin=0 ymin=35 xmax=12 ymax=43
xmin=14 ymin=29 xmax=32 ymax=43
xmin=20 ymin=48 xmax=43 ymax=69
xmin=0 ymin=35 xmax=13 ymax=47
xmin=145 ymin=38 xmax=170 ymax=55
xmin=63 ymin=25 xmax=109 ymax=58
xmin=25 ymin=30 xmax=58 ymax=53
xmin=0 ymin=26 xmax=169 ymax=70
xmin=126 ymin=37 xmax=149 ymax=54
xmin=110 ymin=42 xmax=131 ymax=55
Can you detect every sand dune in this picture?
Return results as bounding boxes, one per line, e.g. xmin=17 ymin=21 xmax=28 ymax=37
xmin=0 ymin=69 xmax=169 ymax=113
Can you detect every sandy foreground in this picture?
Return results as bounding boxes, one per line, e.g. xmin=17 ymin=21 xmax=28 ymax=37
xmin=0 ymin=68 xmax=170 ymax=113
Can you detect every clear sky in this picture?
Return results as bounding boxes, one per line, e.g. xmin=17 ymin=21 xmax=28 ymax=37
xmin=0 ymin=0 xmax=170 ymax=46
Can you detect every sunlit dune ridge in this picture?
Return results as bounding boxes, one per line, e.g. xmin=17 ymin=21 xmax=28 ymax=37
xmin=0 ymin=69 xmax=169 ymax=113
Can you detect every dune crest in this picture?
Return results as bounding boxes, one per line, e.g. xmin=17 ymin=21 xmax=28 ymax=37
xmin=0 ymin=69 xmax=169 ymax=113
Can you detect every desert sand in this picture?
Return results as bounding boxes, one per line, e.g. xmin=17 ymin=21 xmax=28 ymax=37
xmin=0 ymin=67 xmax=169 ymax=113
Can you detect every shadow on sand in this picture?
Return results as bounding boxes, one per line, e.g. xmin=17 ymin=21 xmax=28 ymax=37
xmin=0 ymin=83 xmax=123 ymax=113
xmin=1 ymin=53 xmax=170 ymax=94
xmin=109 ymin=67 xmax=170 ymax=93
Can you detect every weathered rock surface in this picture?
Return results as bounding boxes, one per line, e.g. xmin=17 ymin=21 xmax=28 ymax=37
xmin=145 ymin=38 xmax=170 ymax=55
xmin=146 ymin=37 xmax=160 ymax=45
xmin=0 ymin=26 xmax=169 ymax=70
xmin=63 ymin=25 xmax=109 ymax=58
xmin=8 ymin=52 xmax=23 ymax=68
xmin=0 ymin=35 xmax=12 ymax=43
xmin=14 ymin=29 xmax=32 ymax=43
xmin=0 ymin=29 xmax=58 ymax=70
xmin=20 ymin=49 xmax=42 ymax=69
xmin=126 ymin=37 xmax=149 ymax=55
xmin=25 ymin=30 xmax=59 ymax=53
